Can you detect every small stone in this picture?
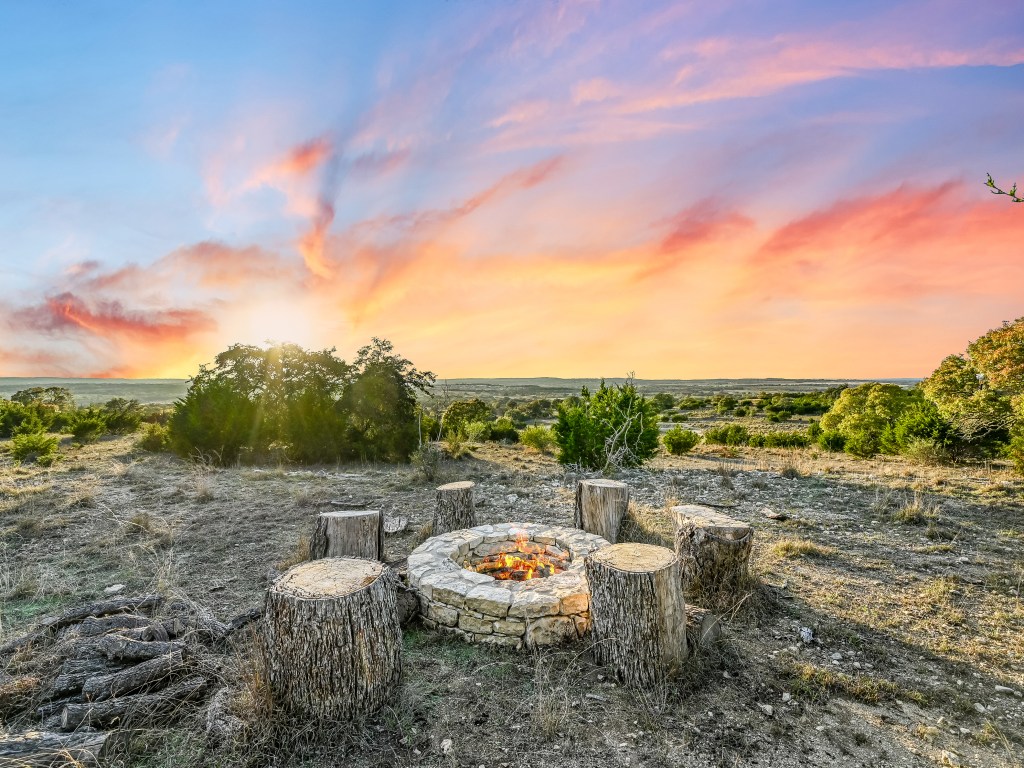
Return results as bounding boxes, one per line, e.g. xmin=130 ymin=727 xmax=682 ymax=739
xmin=103 ymin=584 xmax=126 ymax=595
xmin=994 ymin=685 xmax=1016 ymax=695
xmin=799 ymin=627 xmax=813 ymax=643
xmin=830 ymin=652 xmax=843 ymax=661
xmin=941 ymin=751 xmax=961 ymax=767
xmin=440 ymin=738 xmax=453 ymax=755
xmin=973 ymin=702 xmax=986 ymax=714
xmin=759 ymin=704 xmax=774 ymax=716
xmin=781 ymin=692 xmax=792 ymax=702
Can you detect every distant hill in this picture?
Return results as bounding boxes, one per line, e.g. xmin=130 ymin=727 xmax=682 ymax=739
xmin=0 ymin=376 xmax=921 ymax=406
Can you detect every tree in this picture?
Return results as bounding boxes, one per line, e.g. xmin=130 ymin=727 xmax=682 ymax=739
xmin=441 ymin=398 xmax=492 ymax=435
xmin=553 ymin=378 xmax=660 ymax=471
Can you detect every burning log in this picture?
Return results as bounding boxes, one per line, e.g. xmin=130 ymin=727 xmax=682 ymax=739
xmin=261 ymin=558 xmax=402 ymax=720
xmin=309 ymin=509 xmax=383 ymax=561
xmin=585 ymin=543 xmax=687 ymax=688
xmin=0 ymin=730 xmax=109 ymax=768
xmin=575 ymin=479 xmax=629 ymax=543
xmin=433 ymin=481 xmax=476 ymax=535
xmin=672 ymin=505 xmax=753 ymax=607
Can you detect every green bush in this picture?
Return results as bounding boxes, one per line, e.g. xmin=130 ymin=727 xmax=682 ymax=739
xmin=671 ymin=414 xmax=687 ymax=423
xmin=442 ymin=399 xmax=492 ymax=435
xmin=11 ymin=432 xmax=59 ymax=465
xmin=138 ymin=423 xmax=171 ymax=452
xmin=553 ymin=380 xmax=660 ymax=470
xmin=520 ymin=425 xmax=556 ymax=453
xmin=678 ymin=396 xmax=706 ymax=410
xmin=748 ymin=431 xmax=810 ymax=448
xmin=1008 ymin=435 xmax=1024 ymax=474
xmin=101 ymin=398 xmax=143 ymax=434
xmin=663 ymin=427 xmax=700 ymax=455
xmin=464 ymin=421 xmax=491 ymax=442
xmin=820 ymin=383 xmax=918 ymax=458
xmin=817 ymin=431 xmax=846 ymax=452
xmin=650 ymin=393 xmax=676 ymax=412
xmin=71 ymin=412 xmax=106 ymax=444
xmin=806 ymin=421 xmax=822 ymax=440
xmin=488 ymin=416 xmax=519 ymax=443
xmin=704 ymin=424 xmax=750 ymax=446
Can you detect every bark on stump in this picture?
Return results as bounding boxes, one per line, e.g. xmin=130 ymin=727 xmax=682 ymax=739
xmin=308 ymin=509 xmax=383 ymax=560
xmin=261 ymin=558 xmax=402 ymax=720
xmin=433 ymin=481 xmax=476 ymax=534
xmin=672 ymin=505 xmax=754 ymax=606
xmin=585 ymin=543 xmax=687 ymax=688
xmin=575 ymin=479 xmax=629 ymax=543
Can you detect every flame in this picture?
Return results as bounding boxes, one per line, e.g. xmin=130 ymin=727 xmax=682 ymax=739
xmin=468 ymin=536 xmax=568 ymax=581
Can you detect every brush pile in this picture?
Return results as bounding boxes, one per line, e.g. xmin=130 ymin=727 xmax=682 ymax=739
xmin=0 ymin=593 xmax=258 ymax=766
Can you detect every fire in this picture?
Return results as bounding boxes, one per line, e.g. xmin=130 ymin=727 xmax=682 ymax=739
xmin=468 ymin=536 xmax=568 ymax=581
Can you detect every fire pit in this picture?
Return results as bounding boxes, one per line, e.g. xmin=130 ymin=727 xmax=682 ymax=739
xmin=407 ymin=523 xmax=610 ymax=649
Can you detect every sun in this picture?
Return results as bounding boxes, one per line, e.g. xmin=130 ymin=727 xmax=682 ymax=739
xmin=224 ymin=297 xmax=322 ymax=349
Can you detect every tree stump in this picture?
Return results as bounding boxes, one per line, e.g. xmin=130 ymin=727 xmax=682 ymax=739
xmin=308 ymin=509 xmax=383 ymax=560
xmin=585 ymin=543 xmax=687 ymax=688
xmin=672 ymin=505 xmax=753 ymax=606
xmin=574 ymin=479 xmax=629 ymax=543
xmin=433 ymin=481 xmax=476 ymax=534
xmin=261 ymin=558 xmax=402 ymax=720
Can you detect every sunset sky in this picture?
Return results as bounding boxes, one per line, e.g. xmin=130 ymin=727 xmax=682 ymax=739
xmin=1 ymin=1 xmax=1022 ymax=380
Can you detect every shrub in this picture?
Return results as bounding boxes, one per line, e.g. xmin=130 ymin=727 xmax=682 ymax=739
xmin=806 ymin=421 xmax=823 ymax=440
xmin=748 ymin=431 xmax=810 ymax=448
xmin=70 ymin=409 xmax=107 ymax=444
xmin=650 ymin=393 xmax=676 ymax=412
xmin=488 ymin=416 xmax=519 ymax=443
xmin=11 ymin=432 xmax=59 ymax=465
xmin=1008 ymin=435 xmax=1024 ymax=474
xmin=678 ymin=396 xmax=706 ymax=410
xmin=138 ymin=423 xmax=171 ymax=452
xmin=670 ymin=413 xmax=687 ymax=423
xmin=819 ymin=383 xmax=918 ymax=458
xmin=553 ymin=379 xmax=660 ymax=470
xmin=901 ymin=437 xmax=951 ymax=466
xmin=442 ymin=399 xmax=492 ymax=435
xmin=412 ymin=442 xmax=443 ymax=480
xmin=817 ymin=431 xmax=846 ymax=452
xmin=520 ymin=425 xmax=556 ymax=453
xmin=704 ymin=424 xmax=750 ymax=446
xmin=101 ymin=398 xmax=143 ymax=434
xmin=464 ymin=421 xmax=491 ymax=442
xmin=663 ymin=427 xmax=700 ymax=455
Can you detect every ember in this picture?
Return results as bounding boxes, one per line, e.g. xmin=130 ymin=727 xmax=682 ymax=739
xmin=466 ymin=537 xmax=569 ymax=580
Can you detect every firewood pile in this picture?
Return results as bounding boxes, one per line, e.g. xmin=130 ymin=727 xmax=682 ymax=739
xmin=0 ymin=593 xmax=259 ymax=766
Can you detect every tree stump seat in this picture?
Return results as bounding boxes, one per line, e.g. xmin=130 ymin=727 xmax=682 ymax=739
xmin=433 ymin=481 xmax=476 ymax=534
xmin=574 ymin=479 xmax=629 ymax=543
xmin=585 ymin=543 xmax=687 ymax=688
xmin=672 ymin=505 xmax=753 ymax=603
xmin=261 ymin=558 xmax=401 ymax=720
xmin=308 ymin=509 xmax=383 ymax=560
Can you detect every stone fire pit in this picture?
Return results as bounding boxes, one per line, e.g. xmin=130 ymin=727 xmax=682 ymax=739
xmin=407 ymin=522 xmax=610 ymax=649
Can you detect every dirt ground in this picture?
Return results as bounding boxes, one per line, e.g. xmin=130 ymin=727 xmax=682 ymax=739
xmin=1 ymin=433 xmax=1022 ymax=768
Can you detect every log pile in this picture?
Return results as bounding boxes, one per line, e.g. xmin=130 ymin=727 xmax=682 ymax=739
xmin=0 ymin=593 xmax=258 ymax=764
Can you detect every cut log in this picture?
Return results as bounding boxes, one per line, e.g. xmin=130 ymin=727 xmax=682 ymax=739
xmin=226 ymin=606 xmax=262 ymax=633
xmin=261 ymin=558 xmax=402 ymax=720
xmin=50 ymin=658 xmax=130 ymax=697
xmin=685 ymin=605 xmax=722 ymax=650
xmin=77 ymin=636 xmax=187 ymax=662
xmin=81 ymin=650 xmax=187 ymax=702
xmin=585 ymin=543 xmax=687 ymax=688
xmin=162 ymin=600 xmax=230 ymax=643
xmin=0 ymin=730 xmax=108 ymax=768
xmin=672 ymin=505 xmax=754 ymax=606
xmin=52 ymin=594 xmax=162 ymax=630
xmin=574 ymin=479 xmax=629 ymax=543
xmin=73 ymin=614 xmax=154 ymax=638
xmin=432 ymin=481 xmax=476 ymax=535
xmin=308 ymin=509 xmax=383 ymax=560
xmin=60 ymin=674 xmax=209 ymax=730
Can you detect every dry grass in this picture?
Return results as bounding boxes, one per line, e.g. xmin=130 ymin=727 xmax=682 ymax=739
xmin=769 ymin=537 xmax=837 ymax=559
xmin=276 ymin=536 xmax=310 ymax=570
xmin=890 ymin=492 xmax=940 ymax=525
